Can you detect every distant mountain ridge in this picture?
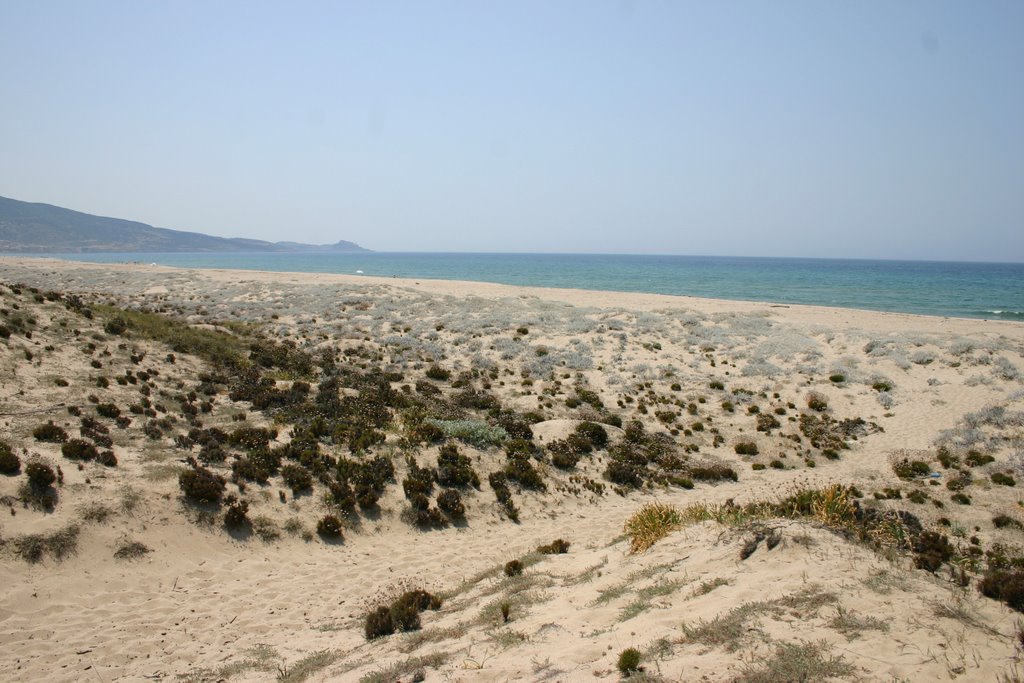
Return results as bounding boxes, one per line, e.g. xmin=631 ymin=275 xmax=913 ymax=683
xmin=0 ymin=195 xmax=369 ymax=253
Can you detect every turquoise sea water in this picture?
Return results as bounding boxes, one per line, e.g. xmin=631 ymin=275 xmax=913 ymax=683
xmin=34 ymin=252 xmax=1024 ymax=321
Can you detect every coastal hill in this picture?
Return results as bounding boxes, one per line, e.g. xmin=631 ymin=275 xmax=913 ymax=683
xmin=0 ymin=195 xmax=369 ymax=253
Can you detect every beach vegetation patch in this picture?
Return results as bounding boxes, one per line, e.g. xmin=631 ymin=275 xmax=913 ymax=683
xmin=93 ymin=304 xmax=250 ymax=367
xmin=425 ymin=419 xmax=507 ymax=447
xmin=10 ymin=524 xmax=80 ymax=563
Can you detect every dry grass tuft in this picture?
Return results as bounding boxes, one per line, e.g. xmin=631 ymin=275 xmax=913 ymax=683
xmin=624 ymin=502 xmax=684 ymax=554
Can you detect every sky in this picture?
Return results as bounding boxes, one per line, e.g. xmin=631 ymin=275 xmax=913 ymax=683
xmin=1 ymin=1 xmax=1022 ymax=261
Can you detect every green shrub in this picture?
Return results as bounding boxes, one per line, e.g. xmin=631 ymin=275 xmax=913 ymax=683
xmin=829 ymin=374 xmax=846 ymax=383
xmin=104 ymin=317 xmax=128 ymax=335
xmin=575 ymin=421 xmax=608 ymax=449
xmin=992 ymin=472 xmax=1016 ymax=487
xmin=25 ymin=460 xmax=56 ymax=490
xmin=551 ymin=449 xmax=580 ymax=470
xmin=425 ymin=365 xmax=451 ymax=381
xmin=426 ymin=419 xmax=507 ymax=447
xmin=979 ymin=570 xmax=1024 ymax=612
xmin=690 ymin=464 xmax=738 ymax=482
xmin=0 ymin=441 xmax=21 ymax=475
xmin=96 ymin=403 xmax=121 ymax=419
xmin=62 ymin=439 xmax=98 ymax=461
xmin=179 ymin=464 xmax=226 ymax=504
xmin=317 ymin=514 xmax=344 ymax=539
xmin=965 ymin=451 xmax=995 ymax=467
xmin=617 ymin=647 xmax=642 ymax=674
xmin=505 ymin=455 xmax=546 ymax=491
xmin=280 ymin=464 xmax=313 ymax=493
xmin=606 ymin=459 xmax=644 ymax=488
xmin=913 ymin=531 xmax=953 ymax=572
xmin=806 ymin=392 xmax=829 ymax=411
xmin=893 ymin=458 xmax=931 ymax=480
xmin=223 ymin=497 xmax=250 ymax=529
xmin=437 ymin=489 xmax=465 ymax=519
xmin=364 ymin=606 xmax=395 ymax=640
xmin=734 ymin=442 xmax=758 ymax=456
xmin=33 ymin=422 xmax=68 ymax=443
xmin=436 ymin=444 xmax=480 ymax=488
xmin=489 ymin=472 xmax=519 ymax=522
xmin=538 ymin=538 xmax=570 ymax=554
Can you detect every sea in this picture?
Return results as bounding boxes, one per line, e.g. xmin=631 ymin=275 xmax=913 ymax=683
xmin=35 ymin=252 xmax=1024 ymax=321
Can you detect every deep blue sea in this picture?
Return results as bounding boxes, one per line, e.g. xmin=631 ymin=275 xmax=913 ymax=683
xmin=36 ymin=252 xmax=1024 ymax=321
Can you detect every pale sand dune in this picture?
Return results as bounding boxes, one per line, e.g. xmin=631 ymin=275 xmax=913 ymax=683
xmin=0 ymin=256 xmax=1022 ymax=682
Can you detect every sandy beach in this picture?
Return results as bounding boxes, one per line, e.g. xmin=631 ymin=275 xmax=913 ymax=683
xmin=1 ymin=256 xmax=1023 ymax=682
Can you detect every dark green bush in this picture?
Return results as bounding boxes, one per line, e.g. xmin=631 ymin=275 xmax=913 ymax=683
xmin=96 ymin=403 xmax=121 ymax=419
xmin=25 ymin=461 xmax=56 ymax=490
xmin=488 ymin=472 xmax=519 ymax=522
xmin=537 ymin=538 xmax=570 ymax=554
xmin=617 ymin=647 xmax=642 ymax=674
xmin=606 ymin=459 xmax=644 ymax=488
xmin=33 ymin=422 xmax=68 ymax=443
xmin=551 ymin=449 xmax=580 ymax=470
xmin=690 ymin=464 xmax=738 ymax=482
xmin=62 ymin=439 xmax=99 ymax=461
xmin=979 ymin=570 xmax=1024 ymax=612
xmin=734 ymin=442 xmax=758 ymax=456
xmin=179 ymin=464 xmax=226 ymax=504
xmin=992 ymin=472 xmax=1016 ymax=487
xmin=913 ymin=531 xmax=953 ymax=572
xmin=437 ymin=444 xmax=480 ymax=488
xmin=437 ymin=489 xmax=465 ymax=519
xmin=755 ymin=414 xmax=780 ymax=432
xmin=364 ymin=606 xmax=395 ymax=639
xmin=505 ymin=455 xmax=546 ymax=491
xmin=223 ymin=497 xmax=250 ymax=529
xmin=317 ymin=514 xmax=344 ymax=539
xmin=575 ymin=421 xmax=608 ymax=449
xmin=280 ymin=464 xmax=313 ymax=493
xmin=425 ymin=365 xmax=451 ymax=381
xmin=806 ymin=392 xmax=829 ymax=411
xmin=0 ymin=441 xmax=21 ymax=475
xmin=965 ymin=451 xmax=995 ymax=467
xmin=893 ymin=458 xmax=931 ymax=480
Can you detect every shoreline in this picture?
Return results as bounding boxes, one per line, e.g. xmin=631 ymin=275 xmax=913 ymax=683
xmin=1 ymin=255 xmax=1017 ymax=335
xmin=4 ymin=253 xmax=1019 ymax=325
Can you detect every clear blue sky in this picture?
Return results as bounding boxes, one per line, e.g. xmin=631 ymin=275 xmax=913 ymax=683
xmin=1 ymin=1 xmax=1022 ymax=260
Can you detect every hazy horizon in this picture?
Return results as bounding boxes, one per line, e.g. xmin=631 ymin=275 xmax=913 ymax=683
xmin=2 ymin=1 xmax=1022 ymax=261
